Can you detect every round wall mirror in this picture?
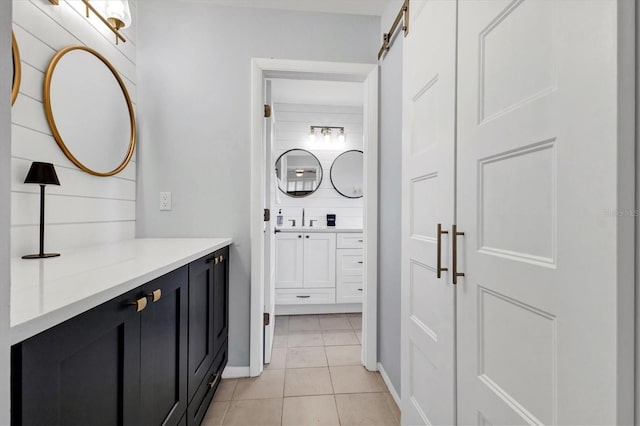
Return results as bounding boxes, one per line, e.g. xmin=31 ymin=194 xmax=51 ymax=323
xmin=44 ymin=46 xmax=136 ymax=177
xmin=12 ymin=31 xmax=21 ymax=106
xmin=275 ymin=149 xmax=323 ymax=197
xmin=331 ymin=150 xmax=363 ymax=198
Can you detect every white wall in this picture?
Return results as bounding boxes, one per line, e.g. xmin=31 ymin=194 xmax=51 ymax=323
xmin=1 ymin=2 xmax=13 ymax=422
xmin=273 ymin=103 xmax=364 ymax=229
xmin=136 ymin=0 xmax=379 ymax=367
xmin=11 ymin=0 xmax=138 ymax=257
xmin=377 ymin=0 xmax=403 ymax=397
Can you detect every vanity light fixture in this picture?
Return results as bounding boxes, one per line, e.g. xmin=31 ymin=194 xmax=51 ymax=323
xmin=22 ymin=162 xmax=61 ymax=259
xmin=49 ymin=0 xmax=131 ymax=45
xmin=295 ymin=169 xmax=305 ymax=177
xmin=309 ymin=126 xmax=346 ymax=143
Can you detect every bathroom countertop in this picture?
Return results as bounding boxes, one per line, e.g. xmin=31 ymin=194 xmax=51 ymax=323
xmin=10 ymin=238 xmax=232 ymax=345
xmin=276 ymin=227 xmax=363 ymax=233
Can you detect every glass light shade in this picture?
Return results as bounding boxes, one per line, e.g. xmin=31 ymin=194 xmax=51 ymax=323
xmin=338 ymin=129 xmax=345 ymax=143
xmin=103 ymin=0 xmax=132 ymax=28
xmin=309 ymin=128 xmax=316 ymax=142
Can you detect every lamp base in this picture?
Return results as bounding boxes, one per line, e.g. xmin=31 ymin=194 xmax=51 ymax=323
xmin=22 ymin=253 xmax=61 ymax=259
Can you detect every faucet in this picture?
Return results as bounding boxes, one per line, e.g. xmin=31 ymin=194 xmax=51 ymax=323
xmin=302 ymin=208 xmax=305 ymax=227
xmin=310 ymin=220 xmax=317 ymax=227
xmin=288 ymin=219 xmax=296 ymax=227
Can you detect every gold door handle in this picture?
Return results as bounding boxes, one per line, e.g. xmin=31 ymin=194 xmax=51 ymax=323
xmin=208 ymin=372 xmax=221 ymax=389
xmin=437 ymin=224 xmax=448 ymax=279
xmin=130 ymin=297 xmax=148 ymax=312
xmin=452 ymin=224 xmax=465 ymax=285
xmin=147 ymin=289 xmax=162 ymax=303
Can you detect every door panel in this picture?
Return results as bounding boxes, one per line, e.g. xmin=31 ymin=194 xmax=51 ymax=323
xmin=275 ymin=233 xmax=304 ymax=288
xmin=303 ymin=233 xmax=336 ymax=288
xmin=401 ymin=0 xmax=457 ymax=425
xmin=456 ymin=0 xmax=632 ymax=424
xmin=140 ymin=267 xmax=188 ymax=426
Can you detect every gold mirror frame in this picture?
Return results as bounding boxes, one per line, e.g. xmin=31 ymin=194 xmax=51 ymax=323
xmin=12 ymin=31 xmax=21 ymax=106
xmin=43 ymin=45 xmax=136 ymax=177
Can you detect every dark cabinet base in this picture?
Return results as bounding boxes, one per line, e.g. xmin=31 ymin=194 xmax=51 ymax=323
xmin=12 ymin=246 xmax=230 ymax=426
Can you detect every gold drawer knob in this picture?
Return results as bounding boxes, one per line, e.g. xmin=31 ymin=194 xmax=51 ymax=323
xmin=147 ymin=289 xmax=162 ymax=303
xmin=130 ymin=297 xmax=147 ymax=312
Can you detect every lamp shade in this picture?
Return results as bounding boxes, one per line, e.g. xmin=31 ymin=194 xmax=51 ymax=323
xmin=24 ymin=162 xmax=60 ymax=185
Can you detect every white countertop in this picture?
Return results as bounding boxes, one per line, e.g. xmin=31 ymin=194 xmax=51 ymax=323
xmin=276 ymin=228 xmax=362 ymax=233
xmin=10 ymin=238 xmax=232 ymax=345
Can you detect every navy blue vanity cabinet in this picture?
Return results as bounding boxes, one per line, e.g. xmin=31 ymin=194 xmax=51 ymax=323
xmin=139 ymin=267 xmax=189 ymax=426
xmin=11 ymin=247 xmax=230 ymax=426
xmin=12 ymin=285 xmax=143 ymax=426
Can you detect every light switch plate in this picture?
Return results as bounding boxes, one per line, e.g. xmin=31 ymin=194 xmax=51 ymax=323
xmin=160 ymin=192 xmax=172 ymax=211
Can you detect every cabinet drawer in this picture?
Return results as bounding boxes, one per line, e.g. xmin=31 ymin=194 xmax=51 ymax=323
xmin=337 ymin=281 xmax=364 ymax=304
xmin=337 ymin=233 xmax=364 ymax=249
xmin=276 ymin=288 xmax=336 ymax=305
xmin=187 ymin=339 xmax=228 ymax=426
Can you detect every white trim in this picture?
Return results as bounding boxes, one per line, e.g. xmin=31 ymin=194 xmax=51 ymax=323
xmin=275 ymin=303 xmax=362 ymax=316
xmin=378 ymin=362 xmax=401 ymax=409
xmin=250 ymin=58 xmax=379 ymax=378
xmin=221 ymin=366 xmax=251 ymax=379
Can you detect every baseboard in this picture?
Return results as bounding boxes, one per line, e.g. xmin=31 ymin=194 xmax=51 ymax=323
xmin=276 ymin=303 xmax=362 ymax=316
xmin=222 ymin=366 xmax=250 ymax=379
xmin=377 ymin=362 xmax=401 ymax=408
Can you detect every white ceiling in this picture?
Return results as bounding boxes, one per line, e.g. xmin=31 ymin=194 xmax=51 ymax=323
xmin=180 ymin=0 xmax=390 ymax=16
xmin=270 ymin=79 xmax=364 ymax=107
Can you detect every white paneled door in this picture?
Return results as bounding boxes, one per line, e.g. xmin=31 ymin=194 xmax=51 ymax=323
xmin=401 ymin=0 xmax=457 ymax=424
xmin=403 ymin=0 xmax=634 ymax=424
xmin=456 ymin=0 xmax=633 ymax=424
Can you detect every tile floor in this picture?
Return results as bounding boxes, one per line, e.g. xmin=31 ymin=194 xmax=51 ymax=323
xmin=202 ymin=313 xmax=400 ymax=426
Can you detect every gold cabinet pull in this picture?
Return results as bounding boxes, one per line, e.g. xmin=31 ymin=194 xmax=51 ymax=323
xmin=130 ymin=297 xmax=148 ymax=312
xmin=437 ymin=224 xmax=448 ymax=279
xmin=219 ymin=255 xmax=224 ymax=263
xmin=208 ymin=372 xmax=221 ymax=389
xmin=147 ymin=289 xmax=162 ymax=303
xmin=452 ymin=224 xmax=465 ymax=285
xmin=206 ymin=256 xmax=216 ymax=264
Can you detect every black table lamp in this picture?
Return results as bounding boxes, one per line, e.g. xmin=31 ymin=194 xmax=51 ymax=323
xmin=22 ymin=162 xmax=61 ymax=259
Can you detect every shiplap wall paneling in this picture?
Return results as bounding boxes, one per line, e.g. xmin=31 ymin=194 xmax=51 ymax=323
xmin=273 ymin=103 xmax=364 ymax=229
xmin=11 ymin=0 xmax=137 ymax=257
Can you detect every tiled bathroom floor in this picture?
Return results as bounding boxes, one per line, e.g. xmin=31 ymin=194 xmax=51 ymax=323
xmin=202 ymin=313 xmax=400 ymax=426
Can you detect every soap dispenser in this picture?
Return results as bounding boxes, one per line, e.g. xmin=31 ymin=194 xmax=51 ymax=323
xmin=277 ymin=209 xmax=283 ymax=226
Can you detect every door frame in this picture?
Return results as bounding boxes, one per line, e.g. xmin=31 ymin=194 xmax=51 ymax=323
xmin=250 ymin=58 xmax=379 ymax=376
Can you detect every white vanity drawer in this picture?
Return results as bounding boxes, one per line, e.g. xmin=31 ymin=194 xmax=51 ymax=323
xmin=276 ymin=288 xmax=336 ymax=305
xmin=337 ymin=281 xmax=363 ymax=304
xmin=337 ymin=233 xmax=364 ymax=249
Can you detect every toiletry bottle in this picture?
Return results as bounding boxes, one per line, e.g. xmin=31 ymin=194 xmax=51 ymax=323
xmin=277 ymin=209 xmax=283 ymax=226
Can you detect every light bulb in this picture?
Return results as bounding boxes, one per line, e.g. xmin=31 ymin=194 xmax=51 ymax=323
xmin=309 ymin=127 xmax=316 ymax=142
xmin=338 ymin=129 xmax=345 ymax=143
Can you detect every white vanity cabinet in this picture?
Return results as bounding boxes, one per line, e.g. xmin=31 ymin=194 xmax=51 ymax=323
xmin=275 ymin=231 xmax=363 ymax=307
xmin=275 ymin=232 xmax=336 ymax=304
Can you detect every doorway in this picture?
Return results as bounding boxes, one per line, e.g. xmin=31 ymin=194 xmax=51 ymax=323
xmin=250 ymin=59 xmax=379 ymax=377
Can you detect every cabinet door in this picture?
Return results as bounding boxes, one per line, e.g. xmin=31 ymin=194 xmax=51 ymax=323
xmin=303 ymin=233 xmax=336 ymax=288
xmin=188 ymin=254 xmax=216 ymax=403
xmin=336 ymin=249 xmax=363 ymax=304
xmin=13 ymin=290 xmax=142 ymax=426
xmin=275 ymin=233 xmax=304 ymax=288
xmin=140 ymin=267 xmax=188 ymax=426
xmin=212 ymin=246 xmax=229 ymax=357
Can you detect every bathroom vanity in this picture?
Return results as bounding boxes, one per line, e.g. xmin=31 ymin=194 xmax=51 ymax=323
xmin=10 ymin=238 xmax=231 ymax=426
xmin=274 ymin=228 xmax=363 ymax=314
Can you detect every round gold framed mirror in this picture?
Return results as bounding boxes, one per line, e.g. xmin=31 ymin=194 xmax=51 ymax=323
xmin=12 ymin=31 xmax=21 ymax=106
xmin=43 ymin=45 xmax=136 ymax=177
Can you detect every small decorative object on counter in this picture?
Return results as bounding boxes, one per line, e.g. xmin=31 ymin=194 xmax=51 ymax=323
xmin=327 ymin=214 xmax=336 ymax=227
xmin=277 ymin=209 xmax=283 ymax=226
xmin=22 ymin=162 xmax=61 ymax=259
